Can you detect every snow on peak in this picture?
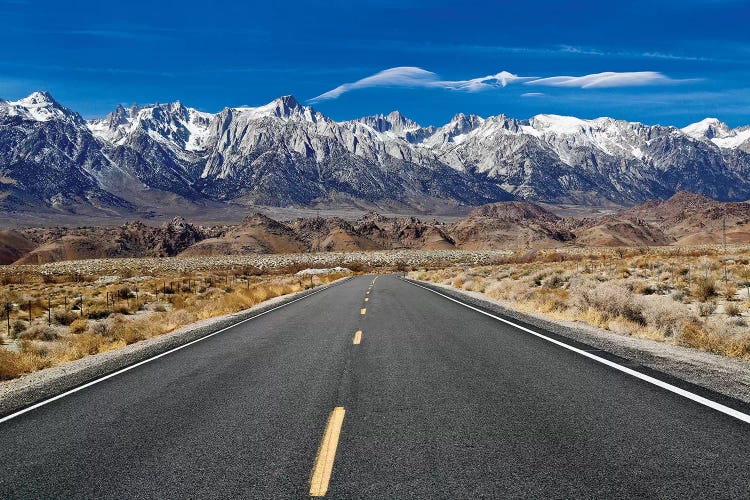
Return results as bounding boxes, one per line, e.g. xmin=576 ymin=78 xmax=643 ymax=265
xmin=529 ymin=114 xmax=591 ymax=134
xmin=681 ymin=118 xmax=750 ymax=149
xmin=17 ymin=91 xmax=56 ymax=106
xmin=0 ymin=90 xmax=76 ymax=122
xmin=232 ymin=95 xmax=320 ymax=123
xmin=355 ymin=110 xmax=422 ymax=136
xmin=87 ymin=101 xmax=214 ymax=151
xmin=681 ymin=118 xmax=730 ymax=140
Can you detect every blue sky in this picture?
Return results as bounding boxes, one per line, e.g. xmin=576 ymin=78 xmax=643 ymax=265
xmin=1 ymin=0 xmax=749 ymax=127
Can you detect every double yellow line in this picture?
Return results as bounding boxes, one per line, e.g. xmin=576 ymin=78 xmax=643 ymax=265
xmin=309 ymin=407 xmax=346 ymax=496
xmin=309 ymin=277 xmax=376 ymax=496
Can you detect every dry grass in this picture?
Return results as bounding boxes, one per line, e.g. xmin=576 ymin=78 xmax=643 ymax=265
xmin=694 ymin=278 xmax=717 ymax=302
xmin=0 ymin=267 xmax=350 ymax=380
xmin=411 ymin=246 xmax=750 ymax=360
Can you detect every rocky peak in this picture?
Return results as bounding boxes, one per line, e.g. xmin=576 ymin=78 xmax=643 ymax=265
xmin=18 ymin=91 xmax=57 ymax=106
xmin=468 ymin=201 xmax=559 ymax=222
xmin=662 ymin=191 xmax=717 ymax=210
xmin=358 ymin=110 xmax=421 ymax=135
xmin=1 ymin=90 xmax=82 ymax=124
xmin=682 ymin=118 xmax=731 ymax=141
xmin=270 ymin=95 xmax=303 ymax=118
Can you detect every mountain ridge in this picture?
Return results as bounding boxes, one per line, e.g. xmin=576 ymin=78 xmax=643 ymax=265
xmin=6 ymin=191 xmax=750 ymax=265
xmin=3 ymin=91 xmax=750 ymax=218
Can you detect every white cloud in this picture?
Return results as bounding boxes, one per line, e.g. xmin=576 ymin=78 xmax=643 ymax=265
xmin=309 ymin=66 xmax=531 ymax=102
xmin=309 ymin=67 xmax=683 ymax=102
xmin=521 ymin=92 xmax=546 ymax=97
xmin=526 ymin=71 xmax=676 ymax=88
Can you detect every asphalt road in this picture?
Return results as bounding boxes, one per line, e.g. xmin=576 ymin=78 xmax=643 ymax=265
xmin=1 ymin=275 xmax=749 ymax=499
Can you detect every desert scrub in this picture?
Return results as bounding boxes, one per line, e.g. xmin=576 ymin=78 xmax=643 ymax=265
xmin=0 ymin=270 xmax=349 ymax=380
xmin=69 ymin=318 xmax=89 ymax=335
xmin=698 ymin=302 xmax=717 ymax=317
xmin=724 ymin=302 xmax=744 ymax=317
xmin=11 ymin=319 xmax=28 ymax=338
xmin=53 ymin=310 xmax=78 ymax=326
xmin=0 ymin=349 xmax=52 ymax=380
xmin=19 ymin=324 xmax=58 ymax=341
xmin=573 ymin=280 xmax=646 ymax=326
xmin=694 ymin=277 xmax=717 ymax=302
xmin=411 ymin=252 xmax=750 ymax=360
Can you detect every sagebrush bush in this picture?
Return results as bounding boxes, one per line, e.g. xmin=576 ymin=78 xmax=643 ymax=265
xmin=19 ymin=324 xmax=58 ymax=341
xmin=90 ymin=322 xmax=110 ymax=336
xmin=574 ymin=280 xmax=645 ymax=325
xmin=68 ymin=333 xmax=105 ymax=358
xmin=69 ymin=318 xmax=88 ymax=335
xmin=0 ymin=350 xmax=48 ymax=380
xmin=694 ymin=278 xmax=717 ymax=302
xmin=725 ymin=302 xmax=744 ymax=317
xmin=543 ymin=273 xmax=565 ymax=289
xmin=85 ymin=307 xmax=111 ymax=320
xmin=634 ymin=282 xmax=656 ymax=295
xmin=53 ymin=310 xmax=77 ymax=326
xmin=698 ymin=302 xmax=716 ymax=317
xmin=642 ymin=297 xmax=688 ymax=337
xmin=11 ymin=320 xmax=28 ymax=337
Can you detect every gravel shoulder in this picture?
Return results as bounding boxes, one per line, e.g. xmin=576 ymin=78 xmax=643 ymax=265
xmin=409 ymin=279 xmax=750 ymax=405
xmin=0 ymin=277 xmax=352 ymax=418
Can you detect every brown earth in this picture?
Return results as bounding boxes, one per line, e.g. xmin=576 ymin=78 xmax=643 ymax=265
xmin=0 ymin=230 xmax=36 ymax=264
xmin=449 ymin=202 xmax=575 ymax=249
xmin=4 ymin=192 xmax=750 ymax=264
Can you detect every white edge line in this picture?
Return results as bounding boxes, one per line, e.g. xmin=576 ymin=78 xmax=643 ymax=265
xmin=406 ymin=279 xmax=750 ymax=425
xmin=0 ymin=279 xmax=348 ymax=425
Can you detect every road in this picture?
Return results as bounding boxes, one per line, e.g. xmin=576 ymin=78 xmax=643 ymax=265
xmin=1 ymin=275 xmax=749 ymax=498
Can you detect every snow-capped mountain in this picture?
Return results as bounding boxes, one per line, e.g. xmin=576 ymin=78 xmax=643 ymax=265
xmin=87 ymin=101 xmax=213 ymax=152
xmin=681 ymin=118 xmax=750 ymax=151
xmin=0 ymin=91 xmax=84 ymax=124
xmin=2 ymin=90 xmax=750 ymax=216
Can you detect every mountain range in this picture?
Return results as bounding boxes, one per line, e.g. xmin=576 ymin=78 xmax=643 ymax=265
xmin=2 ymin=91 xmax=750 ymax=218
xmin=3 ymin=192 xmax=749 ymax=265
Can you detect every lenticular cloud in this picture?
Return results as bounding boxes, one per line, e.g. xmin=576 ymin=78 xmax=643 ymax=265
xmin=309 ymin=67 xmax=679 ymax=102
xmin=309 ymin=67 xmax=531 ymax=102
xmin=526 ymin=71 xmax=674 ymax=88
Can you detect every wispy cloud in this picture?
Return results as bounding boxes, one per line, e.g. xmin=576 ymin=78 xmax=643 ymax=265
xmin=309 ymin=66 xmax=532 ymax=102
xmin=525 ymin=71 xmax=682 ymax=88
xmin=310 ymin=67 xmax=684 ymax=102
xmin=521 ymin=92 xmax=546 ymax=97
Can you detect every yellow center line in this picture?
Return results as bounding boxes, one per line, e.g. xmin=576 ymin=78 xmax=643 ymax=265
xmin=360 ymin=308 xmax=366 ymax=315
xmin=309 ymin=407 xmax=346 ymax=497
xmin=353 ymin=330 xmax=362 ymax=344
xmin=364 ymin=298 xmax=369 ymax=302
